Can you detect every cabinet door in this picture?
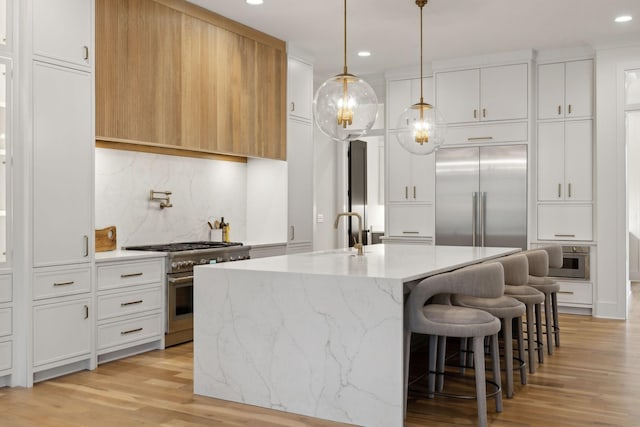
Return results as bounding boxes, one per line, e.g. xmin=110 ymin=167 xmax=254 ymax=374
xmin=565 ymin=60 xmax=593 ymax=119
xmin=537 ymin=205 xmax=592 ymax=241
xmin=411 ymin=153 xmax=435 ymax=203
xmin=388 ymin=204 xmax=433 ymax=238
xmin=288 ymin=57 xmax=313 ymax=121
xmin=33 ymin=62 xmax=93 ymax=266
xmin=564 ymin=120 xmax=592 ymax=201
xmin=435 ymin=69 xmax=479 ymax=124
xmin=33 ymin=0 xmax=92 ymax=68
xmin=411 ymin=77 xmax=434 ymax=105
xmin=387 ymin=79 xmax=412 ymax=130
xmin=537 ymin=122 xmax=565 ymax=201
xmin=387 ymin=134 xmax=412 ymax=202
xmin=538 ymin=62 xmax=565 ymax=120
xmin=33 ymin=298 xmax=92 ymax=367
xmin=480 ymin=63 xmax=528 ymax=121
xmin=287 ymin=119 xmax=313 ymax=244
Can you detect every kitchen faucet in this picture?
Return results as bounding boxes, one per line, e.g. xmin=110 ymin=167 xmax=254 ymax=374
xmin=334 ymin=212 xmax=364 ymax=256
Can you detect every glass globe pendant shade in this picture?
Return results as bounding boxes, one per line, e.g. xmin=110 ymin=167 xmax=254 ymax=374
xmin=313 ymin=73 xmax=379 ymax=142
xmin=396 ymin=103 xmax=447 ymax=155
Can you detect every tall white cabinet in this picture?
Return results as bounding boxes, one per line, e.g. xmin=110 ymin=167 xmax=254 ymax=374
xmin=27 ymin=0 xmax=95 ymax=384
xmin=286 ymin=56 xmax=313 ymax=253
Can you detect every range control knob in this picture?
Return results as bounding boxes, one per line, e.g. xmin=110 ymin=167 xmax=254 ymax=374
xmin=200 ymin=258 xmax=209 ymax=265
xmin=216 ymin=257 xmax=224 ymax=263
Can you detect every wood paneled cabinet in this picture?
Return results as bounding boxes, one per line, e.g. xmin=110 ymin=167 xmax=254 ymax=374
xmin=538 ymin=59 xmax=593 ymax=120
xmin=96 ymin=0 xmax=286 ymax=160
xmin=435 ymin=63 xmax=528 ymax=124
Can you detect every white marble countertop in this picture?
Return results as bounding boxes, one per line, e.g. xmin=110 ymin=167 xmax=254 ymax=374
xmin=95 ymin=249 xmax=167 ymax=263
xmin=197 ymin=243 xmax=520 ymax=282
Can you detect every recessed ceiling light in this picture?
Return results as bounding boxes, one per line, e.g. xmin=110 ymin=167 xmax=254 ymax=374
xmin=615 ymin=15 xmax=633 ymax=23
xmin=358 ymin=51 xmax=371 ymax=57
xmin=246 ymin=0 xmax=264 ymax=5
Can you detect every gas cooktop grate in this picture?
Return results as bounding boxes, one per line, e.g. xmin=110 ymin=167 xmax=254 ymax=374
xmin=124 ymin=241 xmax=243 ymax=252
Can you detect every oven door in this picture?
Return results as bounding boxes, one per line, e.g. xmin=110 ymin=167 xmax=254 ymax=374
xmin=167 ymin=273 xmax=194 ymax=334
xmin=548 ymin=253 xmax=589 ymax=279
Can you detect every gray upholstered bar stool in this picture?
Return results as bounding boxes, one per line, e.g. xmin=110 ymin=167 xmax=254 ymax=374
xmin=404 ymin=263 xmax=503 ymax=427
xmin=526 ymin=245 xmax=563 ymax=353
xmin=452 ymin=254 xmax=528 ymax=398
xmin=502 ymin=254 xmax=546 ymax=373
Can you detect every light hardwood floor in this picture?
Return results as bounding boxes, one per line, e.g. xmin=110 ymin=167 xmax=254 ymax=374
xmin=3 ymin=286 xmax=640 ymax=426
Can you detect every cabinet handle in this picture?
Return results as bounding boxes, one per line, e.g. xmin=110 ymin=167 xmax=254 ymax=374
xmin=467 ymin=136 xmax=493 ymax=141
xmin=290 ymin=225 xmax=295 ymax=241
xmin=558 ymin=105 xmax=562 ymax=115
xmin=568 ymin=104 xmax=572 ymax=115
xmin=557 ymin=183 xmax=562 ymax=198
xmin=473 ymin=109 xmax=477 ymax=119
xmin=413 ymin=186 xmax=416 ymax=199
xmin=482 ymin=108 xmax=486 ymax=118
xmin=83 ymin=235 xmax=89 ymax=257
xmin=557 ymin=291 xmax=574 ymax=295
xmin=54 ymin=281 xmax=74 ymax=287
xmin=121 ymin=327 xmax=143 ymax=335
xmin=121 ymin=300 xmax=143 ymax=307
xmin=83 ymin=46 xmax=89 ymax=60
xmin=568 ymin=183 xmax=572 ymax=198
xmin=290 ymin=102 xmax=295 ymax=112
xmin=121 ymin=272 xmax=143 ymax=278
xmin=402 ymin=231 xmax=420 ymax=235
xmin=84 ymin=305 xmax=89 ymax=319
xmin=405 ymin=186 xmax=408 ymax=199
xmin=554 ymin=234 xmax=576 ymax=238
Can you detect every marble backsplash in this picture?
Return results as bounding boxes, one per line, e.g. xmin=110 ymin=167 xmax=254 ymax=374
xmin=95 ymin=148 xmax=248 ymax=247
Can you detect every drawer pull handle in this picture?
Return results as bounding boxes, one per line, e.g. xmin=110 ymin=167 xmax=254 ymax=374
xmin=84 ymin=305 xmax=89 ymax=319
xmin=121 ymin=272 xmax=143 ymax=278
xmin=467 ymin=136 xmax=493 ymax=141
xmin=554 ymin=234 xmax=576 ymax=238
xmin=402 ymin=231 xmax=420 ymax=234
xmin=557 ymin=291 xmax=574 ymax=295
xmin=121 ymin=300 xmax=143 ymax=307
xmin=54 ymin=281 xmax=75 ymax=287
xmin=83 ymin=45 xmax=89 ymax=60
xmin=121 ymin=327 xmax=143 ymax=335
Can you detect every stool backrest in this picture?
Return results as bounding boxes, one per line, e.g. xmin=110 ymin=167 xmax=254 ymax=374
xmin=523 ymin=249 xmax=549 ymax=278
xmin=537 ymin=244 xmax=563 ymax=269
xmin=488 ymin=253 xmax=529 ymax=286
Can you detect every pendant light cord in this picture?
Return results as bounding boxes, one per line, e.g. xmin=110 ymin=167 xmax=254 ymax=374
xmin=343 ymin=0 xmax=348 ymax=75
xmin=419 ymin=1 xmax=424 ymax=104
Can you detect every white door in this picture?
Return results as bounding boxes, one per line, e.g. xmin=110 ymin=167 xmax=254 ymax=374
xmin=480 ymin=63 xmax=528 ymax=121
xmin=538 ymin=62 xmax=565 ymax=120
xmin=411 ymin=154 xmax=435 ymax=203
xmin=288 ymin=57 xmax=313 ymax=121
xmin=436 ymin=68 xmax=479 ymax=124
xmin=564 ymin=120 xmax=592 ymax=201
xmin=33 ymin=0 xmax=92 ymax=68
xmin=33 ymin=62 xmax=93 ymax=266
xmin=537 ymin=122 xmax=565 ymax=201
xmin=387 ymin=79 xmax=412 ymax=130
xmin=287 ymin=119 xmax=313 ymax=244
xmin=387 ymin=134 xmax=412 ymax=202
xmin=565 ymin=60 xmax=593 ymax=119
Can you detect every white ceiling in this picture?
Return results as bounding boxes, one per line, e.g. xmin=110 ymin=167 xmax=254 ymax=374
xmin=189 ymin=0 xmax=640 ymax=78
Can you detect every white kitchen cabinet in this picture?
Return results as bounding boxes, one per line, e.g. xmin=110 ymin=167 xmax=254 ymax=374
xmin=287 ymin=120 xmax=313 ymax=248
xmin=538 ymin=59 xmax=593 ymax=120
xmin=32 ymin=61 xmax=93 ymax=267
xmin=0 ymin=340 xmax=10 ymax=373
xmin=538 ymin=120 xmax=592 ymax=201
xmin=33 ymin=296 xmax=92 ymax=370
xmin=435 ymin=63 xmax=527 ymax=124
xmin=288 ymin=57 xmax=313 ymax=122
xmin=387 ymin=77 xmax=433 ymax=130
xmin=96 ymin=255 xmax=165 ymax=363
xmin=33 ymin=0 xmax=92 ymax=69
xmin=556 ymin=280 xmax=593 ymax=308
xmin=387 ymin=135 xmax=435 ymax=203
xmin=537 ymin=204 xmax=592 ymax=241
xmin=0 ymin=273 xmax=11 ymax=382
xmin=387 ymin=204 xmax=434 ymax=238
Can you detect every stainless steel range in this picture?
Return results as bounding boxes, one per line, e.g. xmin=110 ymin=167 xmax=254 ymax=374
xmin=124 ymin=241 xmax=250 ymax=346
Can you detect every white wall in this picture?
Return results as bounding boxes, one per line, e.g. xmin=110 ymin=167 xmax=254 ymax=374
xmin=246 ymin=157 xmax=288 ymax=243
xmin=629 ymin=111 xmax=640 ymax=280
xmin=95 ymin=148 xmax=247 ymax=247
xmin=595 ymin=44 xmax=640 ymax=319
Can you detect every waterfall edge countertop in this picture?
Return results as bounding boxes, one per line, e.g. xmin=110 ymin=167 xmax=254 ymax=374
xmin=193 ymin=244 xmax=520 ymax=427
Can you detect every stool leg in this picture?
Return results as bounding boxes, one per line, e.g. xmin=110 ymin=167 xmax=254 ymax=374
xmin=459 ymin=337 xmax=468 ymax=375
xmin=544 ymin=293 xmax=554 ymax=355
xmin=525 ymin=303 xmax=536 ymax=374
xmin=472 ymin=336 xmax=488 ymax=427
xmin=502 ymin=318 xmax=514 ymax=398
xmin=427 ymin=335 xmax=437 ymax=398
xmin=403 ymin=330 xmax=411 ymax=418
xmin=534 ymin=303 xmax=544 ymax=364
xmin=490 ymin=333 xmax=503 ymax=413
xmin=515 ymin=317 xmax=527 ymax=385
xmin=552 ymin=291 xmax=560 ymax=347
xmin=436 ymin=336 xmax=446 ymax=392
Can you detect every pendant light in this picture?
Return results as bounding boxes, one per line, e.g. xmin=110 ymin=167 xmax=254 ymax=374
xmin=313 ymin=0 xmax=378 ymax=142
xmin=396 ymin=0 xmax=447 ymax=155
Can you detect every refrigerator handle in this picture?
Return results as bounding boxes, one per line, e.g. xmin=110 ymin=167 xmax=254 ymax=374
xmin=472 ymin=192 xmax=477 ymax=246
xmin=480 ymin=192 xmax=486 ymax=247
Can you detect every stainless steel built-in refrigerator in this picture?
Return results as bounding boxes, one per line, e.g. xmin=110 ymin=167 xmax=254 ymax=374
xmin=435 ymin=145 xmax=527 ymax=250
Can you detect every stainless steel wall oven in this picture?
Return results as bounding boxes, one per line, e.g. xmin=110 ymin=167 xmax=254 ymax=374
xmin=548 ymin=245 xmax=590 ymax=280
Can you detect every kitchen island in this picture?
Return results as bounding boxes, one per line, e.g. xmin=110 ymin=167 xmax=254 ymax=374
xmin=193 ymin=244 xmax=519 ymax=427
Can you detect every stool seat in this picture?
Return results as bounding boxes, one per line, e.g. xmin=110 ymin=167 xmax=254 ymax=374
xmin=453 ymin=294 xmax=525 ymax=319
xmin=505 ymin=284 xmax=545 ymax=303
xmin=421 ymin=305 xmax=501 ymax=337
xmin=528 ymin=275 xmax=561 ymax=293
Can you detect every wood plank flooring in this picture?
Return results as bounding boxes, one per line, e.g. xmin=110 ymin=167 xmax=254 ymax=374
xmin=3 ymin=286 xmax=640 ymax=426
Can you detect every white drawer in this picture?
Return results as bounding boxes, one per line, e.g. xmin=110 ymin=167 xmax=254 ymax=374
xmin=97 ymin=259 xmax=164 ymax=291
xmin=556 ymin=281 xmax=593 ymax=305
xmin=444 ymin=122 xmax=528 ymax=146
xmin=33 ymin=267 xmax=91 ymax=300
xmin=0 ymin=308 xmax=11 ymax=337
xmin=97 ymin=313 xmax=163 ymax=352
xmin=98 ymin=286 xmax=162 ymax=321
xmin=388 ymin=204 xmax=434 ymax=238
xmin=0 ymin=340 xmax=11 ymax=372
xmin=0 ymin=274 xmax=11 ymax=303
xmin=537 ymin=204 xmax=592 ymax=241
